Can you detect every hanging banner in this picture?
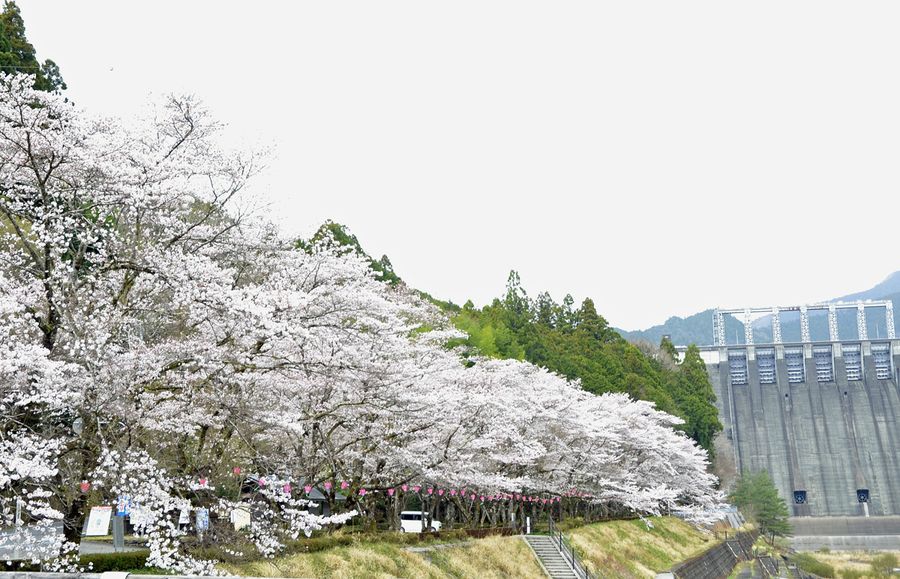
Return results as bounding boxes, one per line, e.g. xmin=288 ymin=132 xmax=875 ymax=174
xmin=85 ymin=506 xmax=113 ymax=536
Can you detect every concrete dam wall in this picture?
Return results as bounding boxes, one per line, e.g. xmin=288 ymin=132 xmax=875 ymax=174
xmin=705 ymin=338 xmax=900 ymax=517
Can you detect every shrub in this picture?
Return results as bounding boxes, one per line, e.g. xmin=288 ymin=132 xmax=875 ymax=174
xmin=870 ymin=553 xmax=899 ymax=577
xmin=793 ymin=553 xmax=835 ymax=578
xmin=79 ymin=550 xmax=151 ymax=572
xmin=2 ymin=551 xmax=152 ymax=573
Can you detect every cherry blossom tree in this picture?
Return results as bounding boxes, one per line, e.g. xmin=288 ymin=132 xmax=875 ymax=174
xmin=0 ymin=71 xmax=721 ymax=571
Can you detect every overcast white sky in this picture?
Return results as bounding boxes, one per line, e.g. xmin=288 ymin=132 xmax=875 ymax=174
xmin=19 ymin=1 xmax=900 ymax=330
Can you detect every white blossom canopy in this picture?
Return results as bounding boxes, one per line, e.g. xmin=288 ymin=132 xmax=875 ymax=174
xmin=0 ymin=73 xmax=721 ymax=572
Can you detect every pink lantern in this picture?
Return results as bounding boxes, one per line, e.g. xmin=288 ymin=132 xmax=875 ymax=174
xmin=233 ymin=467 xmax=242 ymax=475
xmin=450 ymin=490 xmax=457 ymax=496
xmin=427 ymin=488 xmax=433 ymax=495
xmin=304 ymin=485 xmax=313 ymax=494
xmin=324 ymin=481 xmax=333 ymax=491
xmin=479 ymin=496 xmax=485 ymax=502
xmin=284 ymin=483 xmax=293 ymax=494
xmin=199 ymin=478 xmax=207 ymax=486
xmin=438 ymin=489 xmax=445 ymax=496
xmin=401 ymin=484 xmax=408 ymax=492
xmin=341 ymin=481 xmax=349 ymax=490
xmin=470 ymin=494 xmax=475 ymax=501
xmin=413 ymin=485 xmax=421 ymax=493
xmin=388 ymin=488 xmax=395 ymax=497
xmin=258 ymin=477 xmax=267 ymax=487
xmin=79 ymin=481 xmax=90 ymax=493
xmin=359 ymin=488 xmax=367 ymax=496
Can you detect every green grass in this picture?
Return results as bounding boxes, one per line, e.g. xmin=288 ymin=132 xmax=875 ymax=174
xmin=793 ymin=553 xmax=836 ymax=578
xmin=222 ymin=535 xmax=545 ymax=579
xmin=566 ymin=516 xmax=714 ymax=578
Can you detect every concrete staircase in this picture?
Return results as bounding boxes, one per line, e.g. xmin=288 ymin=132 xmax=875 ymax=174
xmin=524 ymin=535 xmax=578 ymax=579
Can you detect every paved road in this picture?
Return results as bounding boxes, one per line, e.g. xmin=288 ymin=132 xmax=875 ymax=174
xmin=0 ymin=524 xmax=142 ymax=559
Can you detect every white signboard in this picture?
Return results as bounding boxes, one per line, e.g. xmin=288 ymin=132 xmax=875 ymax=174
xmin=230 ymin=507 xmax=251 ymax=531
xmin=195 ymin=508 xmax=209 ymax=531
xmin=85 ymin=506 xmax=113 ymax=536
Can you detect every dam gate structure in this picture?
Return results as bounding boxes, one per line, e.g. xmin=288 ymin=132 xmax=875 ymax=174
xmin=695 ymin=300 xmax=900 ymax=517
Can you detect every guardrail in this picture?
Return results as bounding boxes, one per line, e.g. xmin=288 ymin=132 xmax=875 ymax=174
xmin=547 ymin=517 xmax=596 ymax=579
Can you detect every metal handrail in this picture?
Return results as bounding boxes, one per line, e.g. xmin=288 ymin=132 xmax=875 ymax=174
xmin=547 ymin=517 xmax=596 ymax=579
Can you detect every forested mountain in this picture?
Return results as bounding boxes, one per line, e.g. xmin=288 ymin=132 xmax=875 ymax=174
xmin=304 ymin=223 xmax=723 ymax=459
xmin=615 ymin=309 xmax=718 ymax=347
xmin=620 ymin=271 xmax=900 ymax=346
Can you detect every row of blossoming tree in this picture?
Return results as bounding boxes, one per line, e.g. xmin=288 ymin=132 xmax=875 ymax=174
xmin=0 ymin=73 xmax=721 ymax=573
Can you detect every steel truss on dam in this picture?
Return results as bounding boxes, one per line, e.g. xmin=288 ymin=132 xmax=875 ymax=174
xmin=712 ymin=301 xmax=896 ymax=346
xmin=698 ymin=300 xmax=900 ymax=518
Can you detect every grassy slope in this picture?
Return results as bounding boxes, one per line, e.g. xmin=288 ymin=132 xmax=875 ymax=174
xmin=567 ymin=517 xmax=714 ymax=578
xmin=822 ymin=551 xmax=900 ymax=578
xmin=222 ymin=535 xmax=545 ymax=579
xmin=223 ymin=516 xmax=714 ymax=579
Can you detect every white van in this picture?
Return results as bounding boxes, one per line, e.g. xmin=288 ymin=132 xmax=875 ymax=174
xmin=399 ymin=511 xmax=442 ymax=533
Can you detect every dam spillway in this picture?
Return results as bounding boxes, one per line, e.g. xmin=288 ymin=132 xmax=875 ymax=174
xmin=697 ymin=300 xmax=900 ymax=517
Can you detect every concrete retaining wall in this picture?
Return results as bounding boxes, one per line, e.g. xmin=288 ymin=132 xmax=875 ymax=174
xmin=792 ymin=535 xmax=900 ymax=551
xmin=790 ymin=515 xmax=900 ymax=551
xmin=671 ymin=530 xmax=757 ymax=579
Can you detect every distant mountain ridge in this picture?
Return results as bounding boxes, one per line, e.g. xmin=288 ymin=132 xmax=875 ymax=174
xmin=834 ymin=271 xmax=900 ymax=302
xmin=619 ymin=271 xmax=900 ymax=347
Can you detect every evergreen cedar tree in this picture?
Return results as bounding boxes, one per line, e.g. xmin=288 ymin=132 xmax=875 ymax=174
xmin=0 ymin=1 xmax=65 ymax=91
xmin=408 ymin=265 xmax=723 ymax=459
xmin=729 ymin=471 xmax=791 ymax=540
